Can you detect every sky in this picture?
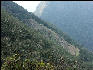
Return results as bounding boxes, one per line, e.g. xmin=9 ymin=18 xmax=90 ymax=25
xmin=13 ymin=1 xmax=41 ymax=12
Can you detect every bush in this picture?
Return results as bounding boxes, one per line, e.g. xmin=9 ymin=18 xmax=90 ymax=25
xmin=1 ymin=54 xmax=55 ymax=70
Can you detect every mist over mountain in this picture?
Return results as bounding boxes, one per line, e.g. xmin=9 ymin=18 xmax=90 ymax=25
xmin=35 ymin=1 xmax=93 ymax=51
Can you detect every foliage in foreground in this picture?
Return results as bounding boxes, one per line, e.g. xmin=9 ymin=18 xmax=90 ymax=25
xmin=2 ymin=54 xmax=93 ymax=70
xmin=1 ymin=54 xmax=86 ymax=70
xmin=1 ymin=54 xmax=54 ymax=70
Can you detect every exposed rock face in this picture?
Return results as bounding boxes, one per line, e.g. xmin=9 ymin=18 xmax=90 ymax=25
xmin=35 ymin=1 xmax=93 ymax=51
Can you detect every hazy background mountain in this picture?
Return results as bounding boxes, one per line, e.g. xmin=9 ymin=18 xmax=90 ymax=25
xmin=35 ymin=1 xmax=93 ymax=51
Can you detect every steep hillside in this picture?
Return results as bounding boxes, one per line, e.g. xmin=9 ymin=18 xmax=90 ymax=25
xmin=1 ymin=7 xmax=81 ymax=70
xmin=35 ymin=1 xmax=93 ymax=51
xmin=1 ymin=1 xmax=80 ymax=56
xmin=1 ymin=1 xmax=93 ymax=70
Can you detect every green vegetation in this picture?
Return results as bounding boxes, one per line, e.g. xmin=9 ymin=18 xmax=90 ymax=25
xmin=1 ymin=1 xmax=93 ymax=70
xmin=1 ymin=9 xmax=79 ymax=70
xmin=1 ymin=1 xmax=80 ymax=47
xmin=1 ymin=9 xmax=55 ymax=61
xmin=1 ymin=54 xmax=54 ymax=70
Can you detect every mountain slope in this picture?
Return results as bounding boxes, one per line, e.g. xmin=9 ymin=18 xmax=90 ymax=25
xmin=1 ymin=6 xmax=80 ymax=70
xmin=1 ymin=1 xmax=93 ymax=70
xmin=1 ymin=1 xmax=80 ymax=56
xmin=35 ymin=1 xmax=93 ymax=51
